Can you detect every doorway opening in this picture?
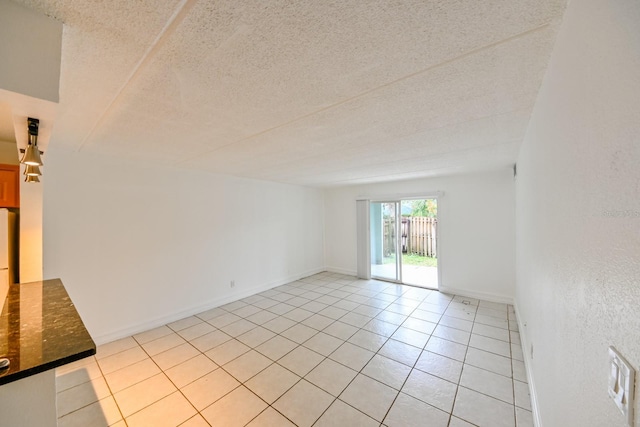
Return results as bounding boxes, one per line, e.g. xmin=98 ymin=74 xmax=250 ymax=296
xmin=370 ymin=199 xmax=438 ymax=288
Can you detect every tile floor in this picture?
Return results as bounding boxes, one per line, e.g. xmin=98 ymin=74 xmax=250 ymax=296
xmin=56 ymin=272 xmax=533 ymax=427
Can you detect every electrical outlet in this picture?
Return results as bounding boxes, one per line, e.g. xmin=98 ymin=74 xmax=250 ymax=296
xmin=230 ymin=280 xmax=235 ymax=288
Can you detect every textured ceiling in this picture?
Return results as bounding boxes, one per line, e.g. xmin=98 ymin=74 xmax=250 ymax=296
xmin=15 ymin=0 xmax=567 ymax=187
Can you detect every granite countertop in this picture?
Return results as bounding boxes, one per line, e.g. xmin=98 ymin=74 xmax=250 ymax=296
xmin=0 ymin=279 xmax=96 ymax=385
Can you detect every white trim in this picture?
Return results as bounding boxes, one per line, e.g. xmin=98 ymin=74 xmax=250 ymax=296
xmin=92 ymin=267 xmax=324 ymax=345
xmin=357 ymin=191 xmax=444 ymax=202
xmin=514 ymin=301 xmax=543 ymax=427
xmin=437 ymin=285 xmax=514 ymax=305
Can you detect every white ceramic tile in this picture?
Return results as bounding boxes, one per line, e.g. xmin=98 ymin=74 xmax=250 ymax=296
xmin=281 ymin=323 xmax=318 ymax=344
xmin=141 ymin=333 xmax=186 ymax=356
xmin=319 ymin=305 xmax=349 ymax=320
xmin=453 ymin=386 xmax=515 ymax=427
xmin=391 ymin=326 xmax=430 ymax=348
xmin=152 ymin=343 xmax=200 ymax=371
xmin=189 ymin=329 xmax=232 ymax=353
xmin=339 ymin=374 xmax=398 ymax=422
xmin=516 ymin=406 xmax=534 ymax=427
xmin=408 ymin=309 xmax=442 ymax=324
xmin=220 ymin=318 xmax=258 ymax=337
xmin=402 ymin=369 xmax=457 ymax=413
xmin=255 ymin=335 xmax=298 ymax=361
xmin=323 ymin=321 xmax=359 ymax=340
xmin=474 ymin=314 xmax=509 ymax=330
xmin=378 ymin=339 xmax=422 ymax=367
xmin=165 ymin=354 xmax=218 ymax=388
xmin=246 ymin=309 xmax=278 ymax=325
xmin=362 ymin=354 xmax=411 ymax=390
xmin=283 ymin=307 xmax=315 ymax=322
xmin=232 ymin=304 xmax=262 ymax=318
xmin=432 ymin=324 xmax=471 ymax=345
xmin=511 ymin=343 xmax=525 ymax=361
xmin=205 ymin=339 xmax=251 ymax=366
xmin=125 ymin=391 xmax=196 ymax=427
xmin=469 ymin=334 xmax=511 ymax=358
xmin=438 ymin=315 xmax=474 ymax=332
xmin=315 ymin=399 xmax=379 ymax=427
xmin=414 ymin=350 xmax=463 ymax=383
xmin=104 ymin=358 xmax=161 ymax=393
xmin=472 ymin=322 xmax=511 ymax=342
xmin=179 ymin=414 xmax=211 ymax=427
xmin=340 ymin=312 xmax=373 ymax=328
xmin=96 ymin=337 xmax=139 ymax=360
xmin=424 ymin=336 xmax=468 ymax=362
xmin=196 ymin=307 xmax=227 ymax=321
xmin=512 ymin=359 xmax=527 ymax=382
xmin=305 ymin=358 xmax=358 ymax=397
xmin=177 ymin=322 xmax=216 ymax=341
xmin=221 ymin=301 xmax=249 ymax=312
xmin=97 ymin=346 xmax=148 ymax=375
xmin=236 ymin=326 xmax=276 ymax=348
xmin=448 ymin=416 xmax=477 ymax=427
xmin=181 ymin=368 xmax=240 ymax=411
xmin=56 ymin=359 xmax=103 ymax=392
xmin=207 ymin=312 xmax=242 ymax=328
xmin=245 ymin=363 xmax=300 ymax=404
xmin=465 ymin=347 xmax=512 ymax=378
xmin=58 ymin=376 xmax=112 ymax=417
xmin=133 ymin=326 xmax=173 ymax=345
xmin=246 ymin=407 xmax=296 ymax=427
xmin=262 ymin=316 xmax=297 ymax=333
xmin=303 ymin=332 xmax=344 ymax=356
xmin=200 ymin=386 xmax=268 ymax=427
xmin=223 ymin=350 xmax=272 ymax=382
xmin=57 ymin=396 xmax=122 ymax=427
xmin=402 ymin=317 xmax=437 ymax=335
xmin=362 ymin=318 xmax=399 ymax=337
xmin=113 ymin=373 xmax=176 ymax=417
xmin=267 ymin=302 xmax=296 ymax=315
xmin=278 ymin=345 xmax=324 ymax=376
xmin=348 ymin=329 xmax=388 ymax=352
xmin=301 ymin=313 xmax=335 ymax=330
xmin=384 ymin=392 xmax=450 ymax=427
xmin=168 ymin=316 xmax=203 ymax=332
xmin=273 ymin=380 xmax=334 ymax=427
xmin=459 ymin=364 xmax=514 ymax=404
xmin=329 ymin=342 xmax=375 ymax=371
xmin=514 ymin=380 xmax=532 ymax=410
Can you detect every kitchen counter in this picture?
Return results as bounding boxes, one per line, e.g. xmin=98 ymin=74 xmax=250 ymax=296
xmin=0 ymin=278 xmax=96 ymax=385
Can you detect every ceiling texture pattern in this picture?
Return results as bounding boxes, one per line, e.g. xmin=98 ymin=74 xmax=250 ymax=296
xmin=15 ymin=0 xmax=567 ymax=187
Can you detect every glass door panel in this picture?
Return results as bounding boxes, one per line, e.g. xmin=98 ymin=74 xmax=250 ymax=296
xmin=370 ymin=202 xmax=400 ymax=282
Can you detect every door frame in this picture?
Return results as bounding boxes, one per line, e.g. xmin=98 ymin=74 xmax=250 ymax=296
xmin=367 ymin=193 xmax=442 ymax=289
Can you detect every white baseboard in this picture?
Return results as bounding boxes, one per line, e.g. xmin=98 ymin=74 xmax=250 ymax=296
xmin=438 ymin=285 xmax=514 ymax=305
xmin=324 ymin=266 xmax=358 ymax=276
xmin=93 ymin=267 xmax=325 ymax=345
xmin=513 ymin=302 xmax=542 ymax=427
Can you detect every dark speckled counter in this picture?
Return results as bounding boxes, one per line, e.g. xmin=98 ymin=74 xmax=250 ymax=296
xmin=0 ymin=279 xmax=96 ymax=385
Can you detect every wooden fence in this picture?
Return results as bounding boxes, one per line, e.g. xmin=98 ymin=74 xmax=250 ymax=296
xmin=383 ymin=216 xmax=437 ymax=258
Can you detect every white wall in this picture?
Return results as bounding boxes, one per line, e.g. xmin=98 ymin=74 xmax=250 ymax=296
xmin=43 ymin=148 xmax=325 ymax=344
xmin=324 ymin=168 xmax=515 ymax=302
xmin=515 ymin=1 xmax=640 ymax=426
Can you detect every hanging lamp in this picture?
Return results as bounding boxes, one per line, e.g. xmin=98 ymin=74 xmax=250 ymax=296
xmin=20 ymin=118 xmax=43 ymax=167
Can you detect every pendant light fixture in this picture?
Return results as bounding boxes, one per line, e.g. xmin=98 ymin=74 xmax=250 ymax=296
xmin=24 ymin=164 xmax=41 ymax=176
xmin=20 ymin=117 xmax=44 ymax=183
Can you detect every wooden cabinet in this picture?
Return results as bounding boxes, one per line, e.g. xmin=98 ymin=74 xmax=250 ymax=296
xmin=0 ymin=165 xmax=19 ymax=208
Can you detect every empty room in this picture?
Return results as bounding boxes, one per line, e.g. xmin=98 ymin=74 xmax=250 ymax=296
xmin=0 ymin=0 xmax=638 ymax=426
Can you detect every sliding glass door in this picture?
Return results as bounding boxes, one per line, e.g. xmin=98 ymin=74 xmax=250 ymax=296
xmin=370 ymin=202 xmax=401 ymax=282
xmin=370 ymin=198 xmax=439 ymax=288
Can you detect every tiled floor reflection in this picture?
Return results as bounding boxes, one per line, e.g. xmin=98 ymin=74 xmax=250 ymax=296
xmin=56 ymin=272 xmax=533 ymax=427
